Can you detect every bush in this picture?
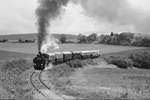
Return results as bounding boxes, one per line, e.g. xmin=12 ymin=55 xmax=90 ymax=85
xmin=18 ymin=39 xmax=35 ymax=43
xmin=48 ymin=64 xmax=75 ymax=77
xmin=105 ymin=56 xmax=133 ymax=69
xmin=129 ymin=51 xmax=150 ymax=69
xmin=0 ymin=39 xmax=8 ymax=43
xmin=87 ymin=33 xmax=98 ymax=43
xmin=60 ymin=35 xmax=67 ymax=43
xmin=0 ymin=59 xmax=32 ymax=99
xmin=24 ymin=39 xmax=35 ymax=43
xmin=77 ymin=34 xmax=88 ymax=43
xmin=1 ymin=59 xmax=32 ymax=75
xmin=66 ymin=59 xmax=83 ymax=68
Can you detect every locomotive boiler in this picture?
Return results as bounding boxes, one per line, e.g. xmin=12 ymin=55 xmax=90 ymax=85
xmin=33 ymin=50 xmax=100 ymax=70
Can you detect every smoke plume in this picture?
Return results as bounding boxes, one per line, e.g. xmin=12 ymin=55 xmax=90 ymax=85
xmin=36 ymin=0 xmax=69 ymax=53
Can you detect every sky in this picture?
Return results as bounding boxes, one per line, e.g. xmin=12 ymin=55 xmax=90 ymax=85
xmin=0 ymin=0 xmax=150 ymax=35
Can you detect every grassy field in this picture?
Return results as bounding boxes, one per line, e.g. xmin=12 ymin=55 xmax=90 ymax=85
xmin=0 ymin=43 xmax=149 ymax=100
xmin=0 ymin=43 xmax=144 ymax=54
xmin=45 ymin=49 xmax=150 ymax=99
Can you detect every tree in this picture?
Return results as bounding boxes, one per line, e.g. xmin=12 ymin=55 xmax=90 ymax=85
xmin=119 ymin=32 xmax=134 ymax=45
xmin=60 ymin=35 xmax=66 ymax=43
xmin=77 ymin=34 xmax=88 ymax=43
xmin=110 ymin=32 xmax=114 ymax=36
xmin=0 ymin=39 xmax=8 ymax=42
xmin=87 ymin=33 xmax=98 ymax=42
xmin=141 ymin=37 xmax=150 ymax=47
xmin=18 ymin=38 xmax=23 ymax=43
xmin=99 ymin=35 xmax=110 ymax=44
xmin=110 ymin=34 xmax=120 ymax=45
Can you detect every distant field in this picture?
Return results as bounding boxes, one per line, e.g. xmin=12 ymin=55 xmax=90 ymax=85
xmin=0 ymin=43 xmax=144 ymax=54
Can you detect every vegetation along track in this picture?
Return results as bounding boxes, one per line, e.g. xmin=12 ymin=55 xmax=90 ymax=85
xmin=30 ymin=70 xmax=66 ymax=100
xmin=30 ymin=70 xmax=85 ymax=100
xmin=39 ymin=70 xmax=52 ymax=91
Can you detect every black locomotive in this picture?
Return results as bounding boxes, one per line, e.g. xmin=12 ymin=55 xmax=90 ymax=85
xmin=33 ymin=52 xmax=49 ymax=70
xmin=33 ymin=50 xmax=100 ymax=70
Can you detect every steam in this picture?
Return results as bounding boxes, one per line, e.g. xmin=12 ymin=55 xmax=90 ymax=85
xmin=41 ymin=35 xmax=59 ymax=53
xmin=36 ymin=0 xmax=69 ymax=53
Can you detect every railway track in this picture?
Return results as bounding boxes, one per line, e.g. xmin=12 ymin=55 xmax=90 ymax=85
xmin=39 ymin=70 xmax=52 ymax=91
xmin=30 ymin=70 xmax=84 ymax=100
xmin=38 ymin=70 xmax=66 ymax=100
xmin=30 ymin=71 xmax=50 ymax=99
xmin=30 ymin=70 xmax=65 ymax=100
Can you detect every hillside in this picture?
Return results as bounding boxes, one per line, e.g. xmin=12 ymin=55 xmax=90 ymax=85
xmin=0 ymin=33 xmax=77 ymax=41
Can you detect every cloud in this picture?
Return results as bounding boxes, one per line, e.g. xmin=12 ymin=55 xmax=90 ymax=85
xmin=0 ymin=0 xmax=150 ymax=34
xmin=0 ymin=0 xmax=37 ymax=34
xmin=50 ymin=2 xmax=101 ymax=34
xmin=76 ymin=0 xmax=150 ymax=33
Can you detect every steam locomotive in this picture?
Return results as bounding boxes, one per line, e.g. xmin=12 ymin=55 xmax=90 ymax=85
xmin=33 ymin=50 xmax=100 ymax=70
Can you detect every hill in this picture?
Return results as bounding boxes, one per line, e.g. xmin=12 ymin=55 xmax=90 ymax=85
xmin=0 ymin=33 xmax=77 ymax=41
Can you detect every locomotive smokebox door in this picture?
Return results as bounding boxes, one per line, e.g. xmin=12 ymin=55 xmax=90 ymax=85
xmin=33 ymin=52 xmax=49 ymax=70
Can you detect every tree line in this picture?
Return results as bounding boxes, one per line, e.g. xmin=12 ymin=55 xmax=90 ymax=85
xmin=0 ymin=38 xmax=35 ymax=43
xmin=1 ymin=32 xmax=150 ymax=47
xmin=77 ymin=32 xmax=150 ymax=47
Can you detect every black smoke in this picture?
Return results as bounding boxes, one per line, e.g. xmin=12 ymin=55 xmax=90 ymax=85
xmin=36 ymin=0 xmax=69 ymax=52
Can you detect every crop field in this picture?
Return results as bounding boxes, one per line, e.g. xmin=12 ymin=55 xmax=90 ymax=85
xmin=0 ymin=43 xmax=144 ymax=54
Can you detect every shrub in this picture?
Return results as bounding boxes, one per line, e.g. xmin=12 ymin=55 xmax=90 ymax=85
xmin=60 ymin=35 xmax=67 ymax=43
xmin=105 ymin=56 xmax=133 ymax=69
xmin=77 ymin=34 xmax=88 ymax=43
xmin=66 ymin=59 xmax=83 ymax=68
xmin=0 ymin=39 xmax=8 ymax=43
xmin=24 ymin=39 xmax=35 ymax=43
xmin=82 ymin=59 xmax=98 ymax=66
xmin=1 ymin=59 xmax=31 ymax=75
xmin=129 ymin=51 xmax=150 ymax=69
xmin=48 ymin=64 xmax=75 ymax=78
xmin=87 ymin=33 xmax=98 ymax=43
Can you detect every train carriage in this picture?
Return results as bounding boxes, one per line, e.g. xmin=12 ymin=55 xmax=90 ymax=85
xmin=33 ymin=50 xmax=100 ymax=70
xmin=48 ymin=53 xmax=56 ymax=64
xmin=63 ymin=51 xmax=73 ymax=61
xmin=72 ymin=51 xmax=82 ymax=59
xmin=55 ymin=52 xmax=64 ymax=63
xmin=91 ymin=50 xmax=100 ymax=58
xmin=81 ymin=51 xmax=91 ymax=59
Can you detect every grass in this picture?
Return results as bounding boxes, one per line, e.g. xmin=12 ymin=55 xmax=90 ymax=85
xmin=0 ymin=43 xmax=149 ymax=100
xmin=45 ymin=48 xmax=150 ymax=100
xmin=104 ymin=56 xmax=133 ymax=69
xmin=0 ymin=43 xmax=144 ymax=54
xmin=103 ymin=48 xmax=150 ymax=69
xmin=49 ymin=66 xmax=150 ymax=99
xmin=129 ymin=51 xmax=150 ymax=69
xmin=0 ymin=58 xmax=33 ymax=100
xmin=1 ymin=59 xmax=32 ymax=75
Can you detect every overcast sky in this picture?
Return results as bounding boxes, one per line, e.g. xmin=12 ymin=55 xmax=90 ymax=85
xmin=0 ymin=0 xmax=150 ymax=35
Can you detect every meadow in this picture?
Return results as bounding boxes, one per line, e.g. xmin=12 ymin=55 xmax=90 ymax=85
xmin=0 ymin=42 xmax=149 ymax=99
xmin=0 ymin=43 xmax=144 ymax=54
